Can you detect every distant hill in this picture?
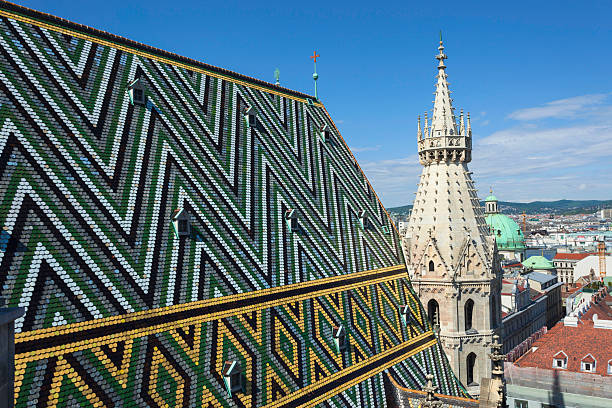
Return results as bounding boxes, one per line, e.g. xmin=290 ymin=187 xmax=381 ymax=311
xmin=387 ymin=199 xmax=612 ymax=216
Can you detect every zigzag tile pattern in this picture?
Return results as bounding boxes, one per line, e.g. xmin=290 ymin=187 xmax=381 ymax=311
xmin=0 ymin=3 xmax=465 ymax=406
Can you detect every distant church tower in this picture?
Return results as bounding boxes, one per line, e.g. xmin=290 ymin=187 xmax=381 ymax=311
xmin=402 ymin=38 xmax=502 ymax=395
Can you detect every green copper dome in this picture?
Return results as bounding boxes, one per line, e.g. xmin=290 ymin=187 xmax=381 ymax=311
xmin=485 ymin=194 xmax=498 ymax=202
xmin=485 ymin=213 xmax=526 ymax=251
xmin=522 ymin=255 xmax=555 ymax=270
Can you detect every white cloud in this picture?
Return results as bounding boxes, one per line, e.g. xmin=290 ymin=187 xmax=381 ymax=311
xmin=350 ymin=144 xmax=382 ymax=153
xmin=363 ymin=93 xmax=612 ymax=206
xmin=507 ymin=93 xmax=609 ymax=121
xmin=359 ymin=155 xmax=422 ymax=207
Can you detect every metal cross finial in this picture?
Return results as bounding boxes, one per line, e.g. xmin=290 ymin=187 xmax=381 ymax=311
xmin=439 ymin=30 xmax=443 ymax=43
xmin=311 ymin=51 xmax=320 ymax=100
xmin=311 ymin=51 xmax=320 ymax=64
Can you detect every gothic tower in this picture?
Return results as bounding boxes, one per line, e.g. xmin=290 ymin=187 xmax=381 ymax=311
xmin=403 ymin=38 xmax=502 ymax=396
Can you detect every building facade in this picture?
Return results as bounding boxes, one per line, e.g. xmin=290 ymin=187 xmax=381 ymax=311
xmin=506 ymin=287 xmax=612 ymax=408
xmin=553 ymin=252 xmax=590 ymax=285
xmin=574 ymin=254 xmax=612 ymax=282
xmin=402 ymin=39 xmax=501 ymax=396
xmin=500 ymin=278 xmax=547 ymax=354
xmin=525 ymin=272 xmax=563 ymax=329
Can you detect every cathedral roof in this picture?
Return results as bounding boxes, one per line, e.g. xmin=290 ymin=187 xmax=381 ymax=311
xmin=0 ymin=1 xmax=467 ymax=406
xmin=485 ymin=213 xmax=526 ymax=251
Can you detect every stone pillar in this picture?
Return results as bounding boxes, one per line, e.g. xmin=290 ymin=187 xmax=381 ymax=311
xmin=0 ymin=307 xmax=24 ymax=408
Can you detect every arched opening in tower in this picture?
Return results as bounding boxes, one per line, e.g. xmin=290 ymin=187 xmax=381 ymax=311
xmin=466 ymin=352 xmax=477 ymax=386
xmin=464 ymin=299 xmax=474 ymax=331
xmin=427 ymin=299 xmax=440 ymax=326
xmin=428 ymin=260 xmax=435 ymax=272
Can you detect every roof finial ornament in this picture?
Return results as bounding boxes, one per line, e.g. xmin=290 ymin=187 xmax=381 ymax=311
xmin=459 ymin=109 xmax=465 ymax=135
xmin=310 ymin=51 xmax=320 ymax=100
xmin=418 ymin=115 xmax=422 ymax=140
xmin=420 ymin=374 xmax=442 ymax=407
xmin=274 ymin=68 xmax=280 ymax=85
xmin=436 ymin=31 xmax=447 ymax=70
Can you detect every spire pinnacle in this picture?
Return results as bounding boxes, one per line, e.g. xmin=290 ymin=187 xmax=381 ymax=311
xmin=418 ymin=115 xmax=422 ymax=139
xmin=417 ymin=38 xmax=473 ymax=164
xmin=430 ymin=37 xmax=455 ymax=135
xmin=467 ymin=112 xmax=472 ymax=135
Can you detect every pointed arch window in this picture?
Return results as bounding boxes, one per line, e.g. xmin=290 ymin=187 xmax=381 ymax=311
xmin=427 ymin=299 xmax=440 ymax=326
xmin=428 ymin=260 xmax=435 ymax=272
xmin=467 ymin=352 xmax=477 ymax=386
xmin=464 ymin=299 xmax=474 ymax=331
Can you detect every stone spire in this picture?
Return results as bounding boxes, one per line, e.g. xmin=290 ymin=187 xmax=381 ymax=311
xmin=430 ymin=36 xmax=457 ymax=136
xmin=417 ymin=36 xmax=472 ymax=165
xmin=402 ymin=38 xmax=502 ymax=392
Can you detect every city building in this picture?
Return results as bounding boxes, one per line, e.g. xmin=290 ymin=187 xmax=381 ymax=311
xmin=500 ymin=278 xmax=547 ymax=354
xmin=573 ymin=254 xmax=612 ymax=283
xmin=401 ymin=38 xmax=501 ymax=396
xmin=522 ymin=255 xmax=555 ymax=274
xmin=505 ymin=287 xmax=612 ymax=408
xmin=484 ymin=192 xmax=526 ymax=262
xmin=600 ymin=208 xmax=612 ymax=220
xmin=0 ymin=3 xmax=468 ymax=407
xmin=525 ymin=272 xmax=563 ymax=329
xmin=553 ymin=252 xmax=591 ymax=284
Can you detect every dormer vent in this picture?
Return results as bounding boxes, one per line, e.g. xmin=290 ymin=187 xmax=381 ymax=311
xmin=128 ymin=78 xmax=146 ymax=106
xmin=222 ymin=360 xmax=243 ymax=396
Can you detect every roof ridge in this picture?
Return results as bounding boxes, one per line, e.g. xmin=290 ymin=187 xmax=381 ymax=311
xmin=0 ymin=0 xmax=317 ymax=102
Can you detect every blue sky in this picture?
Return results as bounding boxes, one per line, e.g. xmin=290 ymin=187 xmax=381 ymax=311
xmin=20 ymin=0 xmax=612 ymax=207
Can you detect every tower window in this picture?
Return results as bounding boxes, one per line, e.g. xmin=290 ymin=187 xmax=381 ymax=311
xmin=427 ymin=299 xmax=440 ymax=326
xmin=464 ymin=299 xmax=474 ymax=331
xmin=428 ymin=260 xmax=435 ymax=272
xmin=467 ymin=352 xmax=477 ymax=386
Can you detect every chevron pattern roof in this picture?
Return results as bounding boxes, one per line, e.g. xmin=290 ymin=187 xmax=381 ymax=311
xmin=0 ymin=2 xmax=466 ymax=406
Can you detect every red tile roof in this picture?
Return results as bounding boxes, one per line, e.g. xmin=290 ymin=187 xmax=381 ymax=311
xmin=583 ymin=294 xmax=612 ymax=320
xmin=515 ymin=294 xmax=612 ymax=377
xmin=553 ymin=253 xmax=593 ymax=261
xmin=582 ymin=354 xmax=596 ymax=364
xmin=503 ymin=262 xmax=523 ymax=268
